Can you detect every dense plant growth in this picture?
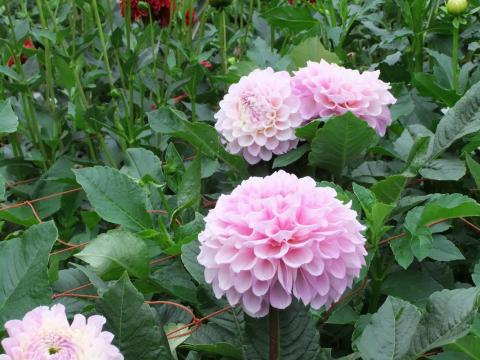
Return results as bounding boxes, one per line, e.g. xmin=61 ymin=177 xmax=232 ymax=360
xmin=1 ymin=0 xmax=480 ymax=359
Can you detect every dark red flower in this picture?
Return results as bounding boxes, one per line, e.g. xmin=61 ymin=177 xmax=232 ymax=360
xmin=120 ymin=0 xmax=172 ymax=27
xmin=185 ymin=9 xmax=197 ymax=26
xmin=150 ymin=103 xmax=158 ymax=110
xmin=7 ymin=38 xmax=34 ymax=68
xmin=200 ymin=60 xmax=213 ymax=70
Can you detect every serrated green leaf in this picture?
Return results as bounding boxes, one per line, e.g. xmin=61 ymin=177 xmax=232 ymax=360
xmin=309 ymin=113 xmax=377 ymax=176
xmin=75 ymin=229 xmax=150 ymax=280
xmin=466 ymin=155 xmax=480 ymax=190
xmin=122 ymin=148 xmax=164 ymax=183
xmin=356 ymin=297 xmax=421 ymax=360
xmin=148 ymin=107 xmax=247 ymax=176
xmin=0 ymin=221 xmax=57 ymax=326
xmin=74 ymin=166 xmax=152 ymax=231
xmin=433 ymin=81 xmax=480 ymax=157
xmin=289 ymin=37 xmax=340 ymax=70
xmin=0 ymin=100 xmax=19 ymax=134
xmin=242 ymin=301 xmax=320 ymax=359
xmin=262 ymin=6 xmax=317 ymax=32
xmin=371 ymin=175 xmax=407 ymax=204
xmin=272 ymin=144 xmax=309 ymax=169
xmin=96 ymin=273 xmax=174 ymax=360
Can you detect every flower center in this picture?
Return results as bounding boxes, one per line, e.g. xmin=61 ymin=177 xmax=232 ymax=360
xmin=49 ymin=347 xmax=61 ymax=355
xmin=240 ymin=92 xmax=272 ymax=125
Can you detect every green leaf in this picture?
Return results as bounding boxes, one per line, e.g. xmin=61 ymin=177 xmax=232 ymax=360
xmin=242 ymin=301 xmax=320 ymax=359
xmin=371 ymin=175 xmax=407 ymax=204
xmin=0 ymin=100 xmax=19 ymax=134
xmin=262 ymin=6 xmax=317 ymax=32
xmin=181 ymin=241 xmax=208 ymax=287
xmin=0 ymin=221 xmax=57 ymax=326
xmin=309 ymin=113 xmax=377 ymax=176
xmin=402 ymin=136 xmax=432 ymax=177
xmin=448 ymin=335 xmax=480 ymax=359
xmin=466 ymin=155 xmax=480 ymax=190
xmin=122 ymin=148 xmax=164 ymax=183
xmin=272 ymin=144 xmax=310 ymax=169
xmin=177 ymin=156 xmax=201 ymax=211
xmin=289 ymin=37 xmax=340 ymax=70
xmin=74 ymin=166 xmax=152 ymax=231
xmin=419 ymin=158 xmax=466 ymax=181
xmin=151 ymin=260 xmax=198 ymax=304
xmin=148 ymin=107 xmax=247 ymax=176
xmin=357 ymin=288 xmax=480 ymax=360
xmin=96 ymin=273 xmax=174 ymax=360
xmin=296 ymin=120 xmax=322 ymax=142
xmin=75 ymin=229 xmax=150 ymax=280
xmin=406 ymin=288 xmax=480 ymax=358
xmin=0 ymin=174 xmax=5 ymax=201
xmin=356 ymin=297 xmax=421 ymax=360
xmin=433 ymin=81 xmax=480 ymax=157
xmin=427 ymin=235 xmax=465 ymax=262
xmin=412 ymin=72 xmax=459 ymax=107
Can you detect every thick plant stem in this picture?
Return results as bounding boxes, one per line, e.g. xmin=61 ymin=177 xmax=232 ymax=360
xmin=269 ymin=308 xmax=280 ymax=360
xmin=219 ymin=10 xmax=228 ymax=74
xmin=35 ymin=0 xmax=55 ymax=112
xmin=90 ymin=0 xmax=114 ymax=87
xmin=452 ymin=24 xmax=459 ymax=93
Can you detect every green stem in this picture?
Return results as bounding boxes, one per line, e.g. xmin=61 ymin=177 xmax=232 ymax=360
xmin=219 ymin=10 xmax=228 ymax=74
xmin=327 ymin=0 xmax=337 ymax=27
xmin=35 ymin=0 xmax=55 ymax=112
xmin=269 ymin=307 xmax=280 ymax=360
xmin=452 ymin=23 xmax=459 ymax=93
xmin=413 ymin=33 xmax=424 ymax=73
xmin=90 ymin=0 xmax=114 ymax=87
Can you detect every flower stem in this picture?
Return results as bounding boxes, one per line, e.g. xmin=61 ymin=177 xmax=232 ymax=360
xmin=219 ymin=9 xmax=228 ymax=74
xmin=452 ymin=22 xmax=460 ymax=93
xmin=90 ymin=0 xmax=114 ymax=87
xmin=269 ymin=307 xmax=280 ymax=360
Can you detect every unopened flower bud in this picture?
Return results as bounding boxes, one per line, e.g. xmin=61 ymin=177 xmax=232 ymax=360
xmin=446 ymin=0 xmax=468 ymax=15
xmin=137 ymin=1 xmax=150 ymax=11
xmin=110 ymin=88 xmax=121 ymax=98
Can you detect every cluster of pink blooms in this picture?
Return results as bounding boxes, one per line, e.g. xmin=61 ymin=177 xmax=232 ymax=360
xmin=0 ymin=304 xmax=123 ymax=360
xmin=214 ymin=61 xmax=396 ymax=164
xmin=197 ymin=171 xmax=367 ymax=317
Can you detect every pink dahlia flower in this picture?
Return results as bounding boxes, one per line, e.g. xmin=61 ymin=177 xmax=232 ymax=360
xmin=214 ymin=68 xmax=302 ymax=164
xmin=197 ymin=170 xmax=367 ymax=317
xmin=0 ymin=304 xmax=123 ymax=360
xmin=292 ymin=60 xmax=397 ymax=136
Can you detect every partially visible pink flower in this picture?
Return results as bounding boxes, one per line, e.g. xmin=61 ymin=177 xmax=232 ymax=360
xmin=197 ymin=170 xmax=367 ymax=317
xmin=215 ymin=68 xmax=302 ymax=164
xmin=292 ymin=60 xmax=397 ymax=136
xmin=0 ymin=304 xmax=123 ymax=360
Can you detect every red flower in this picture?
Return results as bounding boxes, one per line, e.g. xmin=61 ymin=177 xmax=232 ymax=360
xmin=7 ymin=38 xmax=35 ymax=68
xmin=120 ymin=0 xmax=172 ymax=27
xmin=185 ymin=9 xmax=197 ymax=26
xmin=200 ymin=60 xmax=213 ymax=70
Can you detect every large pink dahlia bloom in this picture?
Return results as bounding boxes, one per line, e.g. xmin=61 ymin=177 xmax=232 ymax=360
xmin=197 ymin=171 xmax=367 ymax=317
xmin=214 ymin=68 xmax=302 ymax=164
xmin=0 ymin=304 xmax=123 ymax=360
xmin=292 ymin=60 xmax=397 ymax=136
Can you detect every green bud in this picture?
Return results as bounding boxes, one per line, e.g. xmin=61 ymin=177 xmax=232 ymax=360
xmin=227 ymin=57 xmax=236 ymax=65
xmin=137 ymin=1 xmax=150 ymax=11
xmin=163 ymin=163 xmax=177 ymax=175
xmin=446 ymin=0 xmax=468 ymax=15
xmin=110 ymin=88 xmax=121 ymax=98
xmin=210 ymin=0 xmax=232 ymax=9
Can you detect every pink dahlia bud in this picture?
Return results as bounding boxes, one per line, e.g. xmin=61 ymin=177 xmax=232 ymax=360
xmin=197 ymin=170 xmax=367 ymax=317
xmin=214 ymin=68 xmax=302 ymax=164
xmin=292 ymin=60 xmax=397 ymax=136
xmin=0 ymin=304 xmax=123 ymax=360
